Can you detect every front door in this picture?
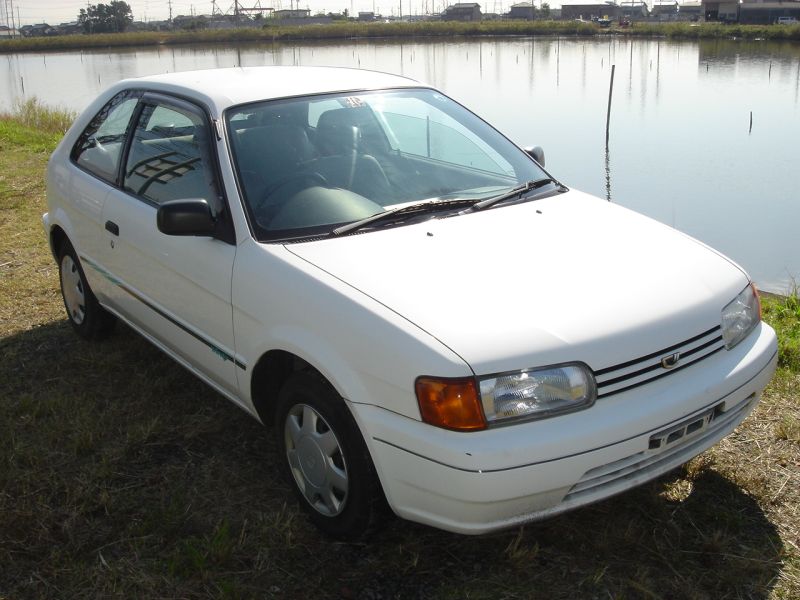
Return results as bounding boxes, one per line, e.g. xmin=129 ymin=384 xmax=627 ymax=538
xmin=97 ymin=94 xmax=241 ymax=397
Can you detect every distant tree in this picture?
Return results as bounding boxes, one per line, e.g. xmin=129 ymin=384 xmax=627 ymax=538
xmin=78 ymin=1 xmax=134 ymax=34
xmin=180 ymin=16 xmax=208 ymax=31
xmin=540 ymin=3 xmax=551 ymax=18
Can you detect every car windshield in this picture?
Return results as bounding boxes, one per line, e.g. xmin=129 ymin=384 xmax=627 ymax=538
xmin=226 ymin=88 xmax=549 ymax=241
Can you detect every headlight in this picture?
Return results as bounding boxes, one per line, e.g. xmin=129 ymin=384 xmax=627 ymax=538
xmin=479 ymin=363 xmax=596 ymax=425
xmin=721 ymin=283 xmax=761 ymax=349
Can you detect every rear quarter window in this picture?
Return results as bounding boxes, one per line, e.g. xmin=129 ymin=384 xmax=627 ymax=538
xmin=71 ymin=90 xmax=141 ymax=183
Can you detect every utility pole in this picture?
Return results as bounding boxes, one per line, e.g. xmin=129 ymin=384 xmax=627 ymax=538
xmin=168 ymin=0 xmax=173 ymax=26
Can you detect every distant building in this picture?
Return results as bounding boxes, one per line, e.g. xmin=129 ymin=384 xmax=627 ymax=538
xmin=441 ymin=3 xmax=482 ymax=21
xmin=650 ymin=1 xmax=679 ymax=19
xmin=678 ymin=1 xmax=704 ymax=20
xmin=508 ymin=2 xmax=536 ymax=19
xmin=738 ymin=1 xmax=800 ymax=23
xmin=358 ymin=11 xmax=377 ymax=21
xmin=207 ymin=17 xmax=238 ymax=30
xmin=619 ymin=0 xmax=650 ymax=19
xmin=20 ymin=23 xmax=57 ymax=37
xmin=702 ymin=0 xmax=741 ymax=21
xmin=0 ymin=25 xmax=19 ymax=39
xmin=560 ymin=2 xmax=620 ymax=20
xmin=274 ymin=9 xmax=311 ymax=19
xmin=55 ymin=21 xmax=83 ymax=35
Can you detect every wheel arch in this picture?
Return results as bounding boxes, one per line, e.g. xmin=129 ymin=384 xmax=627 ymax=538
xmin=49 ymin=224 xmax=68 ymax=261
xmin=250 ymin=349 xmax=320 ymax=426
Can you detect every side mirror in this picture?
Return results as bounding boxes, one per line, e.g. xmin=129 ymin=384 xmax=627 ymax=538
xmin=157 ymin=198 xmax=216 ymax=237
xmin=525 ymin=146 xmax=545 ymax=167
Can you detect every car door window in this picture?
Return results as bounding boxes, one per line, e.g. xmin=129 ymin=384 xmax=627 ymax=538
xmin=71 ymin=90 xmax=141 ymax=183
xmin=123 ymin=101 xmax=220 ymax=208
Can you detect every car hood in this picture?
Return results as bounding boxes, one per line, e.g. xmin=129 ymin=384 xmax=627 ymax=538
xmin=286 ymin=190 xmax=748 ymax=374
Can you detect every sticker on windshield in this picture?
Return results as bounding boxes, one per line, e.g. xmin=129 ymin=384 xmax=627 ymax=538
xmin=344 ymin=96 xmax=364 ymax=108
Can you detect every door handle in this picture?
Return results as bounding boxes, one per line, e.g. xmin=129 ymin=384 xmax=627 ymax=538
xmin=105 ymin=221 xmax=119 ymax=236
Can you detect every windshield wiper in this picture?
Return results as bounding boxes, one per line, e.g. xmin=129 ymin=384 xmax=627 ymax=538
xmin=458 ymin=178 xmax=566 ymax=214
xmin=331 ymin=199 xmax=476 ymax=236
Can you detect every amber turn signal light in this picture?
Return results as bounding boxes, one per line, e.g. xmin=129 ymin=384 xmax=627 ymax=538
xmin=415 ymin=376 xmax=486 ymax=431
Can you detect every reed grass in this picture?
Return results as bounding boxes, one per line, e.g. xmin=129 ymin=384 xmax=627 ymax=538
xmin=763 ymin=288 xmax=800 ymax=371
xmin=1 ymin=21 xmax=798 ymax=54
xmin=1 ymin=98 xmax=76 ymax=135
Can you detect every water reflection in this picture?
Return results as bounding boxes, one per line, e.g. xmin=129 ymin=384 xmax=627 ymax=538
xmin=1 ymin=37 xmax=797 ymax=292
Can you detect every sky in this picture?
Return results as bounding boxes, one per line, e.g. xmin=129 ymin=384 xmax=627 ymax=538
xmin=2 ymin=0 xmax=528 ymax=27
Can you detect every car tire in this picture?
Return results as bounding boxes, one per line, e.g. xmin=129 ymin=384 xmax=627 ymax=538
xmin=58 ymin=239 xmax=116 ymax=340
xmin=276 ymin=371 xmax=385 ymax=539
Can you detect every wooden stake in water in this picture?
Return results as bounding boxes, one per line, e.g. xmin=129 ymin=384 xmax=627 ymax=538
xmin=606 ymin=64 xmax=616 ymax=145
xmin=749 ymin=111 xmax=753 ymax=133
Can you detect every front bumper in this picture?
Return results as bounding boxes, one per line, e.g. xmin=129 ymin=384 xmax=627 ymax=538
xmin=353 ymin=323 xmax=778 ymax=534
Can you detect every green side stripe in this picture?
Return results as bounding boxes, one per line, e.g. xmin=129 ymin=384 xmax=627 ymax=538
xmin=81 ymin=255 xmax=246 ymax=371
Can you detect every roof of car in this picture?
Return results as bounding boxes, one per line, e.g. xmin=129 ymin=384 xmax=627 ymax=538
xmin=120 ymin=66 xmax=423 ymax=114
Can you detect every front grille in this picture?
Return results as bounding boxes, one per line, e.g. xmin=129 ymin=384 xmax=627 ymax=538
xmin=594 ymin=326 xmax=725 ymax=399
xmin=563 ymin=394 xmax=755 ymax=505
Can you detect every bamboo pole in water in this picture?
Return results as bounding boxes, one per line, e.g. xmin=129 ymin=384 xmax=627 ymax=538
xmin=606 ymin=64 xmax=615 ymax=145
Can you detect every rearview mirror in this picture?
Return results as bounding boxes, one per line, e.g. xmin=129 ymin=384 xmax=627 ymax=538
xmin=525 ymin=146 xmax=545 ymax=167
xmin=157 ymin=198 xmax=216 ymax=237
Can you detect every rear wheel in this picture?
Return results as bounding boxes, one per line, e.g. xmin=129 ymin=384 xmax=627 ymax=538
xmin=58 ymin=240 xmax=115 ymax=340
xmin=276 ymin=372 xmax=384 ymax=539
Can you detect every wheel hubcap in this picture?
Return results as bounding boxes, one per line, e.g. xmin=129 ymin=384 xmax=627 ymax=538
xmin=60 ymin=255 xmax=86 ymax=325
xmin=284 ymin=404 xmax=348 ymax=517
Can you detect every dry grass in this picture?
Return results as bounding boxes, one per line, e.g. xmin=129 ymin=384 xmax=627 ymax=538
xmin=1 ymin=21 xmax=799 ymax=55
xmin=1 ymin=112 xmax=798 ymax=599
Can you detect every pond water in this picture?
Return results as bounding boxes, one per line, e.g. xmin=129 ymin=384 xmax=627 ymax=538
xmin=3 ymin=37 xmax=799 ymax=293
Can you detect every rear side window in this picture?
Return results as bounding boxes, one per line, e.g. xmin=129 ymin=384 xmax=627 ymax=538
xmin=123 ymin=102 xmax=220 ymax=207
xmin=72 ymin=90 xmax=141 ymax=183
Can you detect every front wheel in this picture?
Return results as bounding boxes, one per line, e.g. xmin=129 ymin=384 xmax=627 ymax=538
xmin=275 ymin=372 xmax=385 ymax=539
xmin=58 ymin=239 xmax=116 ymax=340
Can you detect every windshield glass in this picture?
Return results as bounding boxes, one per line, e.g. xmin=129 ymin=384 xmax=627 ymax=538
xmin=226 ymin=88 xmax=548 ymax=241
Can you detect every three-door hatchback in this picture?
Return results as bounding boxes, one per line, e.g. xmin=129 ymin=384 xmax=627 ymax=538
xmin=45 ymin=66 xmax=778 ymax=538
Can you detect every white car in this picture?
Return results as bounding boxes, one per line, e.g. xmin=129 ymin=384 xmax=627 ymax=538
xmin=44 ymin=66 xmax=777 ymax=538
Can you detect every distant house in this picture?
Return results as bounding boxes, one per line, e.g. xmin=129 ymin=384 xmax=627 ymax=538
xmin=560 ymin=2 xmax=620 ymax=20
xmin=207 ymin=17 xmax=238 ymax=30
xmin=738 ymin=1 xmax=800 ymax=24
xmin=678 ymin=1 xmax=704 ymax=20
xmin=274 ymin=9 xmax=311 ymax=19
xmin=650 ymin=0 xmax=679 ymax=19
xmin=358 ymin=11 xmax=377 ymax=21
xmin=619 ymin=0 xmax=650 ymax=19
xmin=20 ymin=23 xmax=57 ymax=37
xmin=0 ymin=25 xmax=19 ymax=39
xmin=702 ymin=0 xmax=741 ymax=21
xmin=441 ymin=3 xmax=482 ymax=21
xmin=508 ymin=2 xmax=536 ymax=19
xmin=55 ymin=21 xmax=83 ymax=35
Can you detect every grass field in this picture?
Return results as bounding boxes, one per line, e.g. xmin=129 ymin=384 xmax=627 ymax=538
xmin=1 ymin=20 xmax=799 ymax=54
xmin=1 ymin=107 xmax=798 ymax=599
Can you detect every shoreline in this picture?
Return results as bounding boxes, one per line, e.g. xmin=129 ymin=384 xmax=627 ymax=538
xmin=2 ymin=21 xmax=800 ymax=54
